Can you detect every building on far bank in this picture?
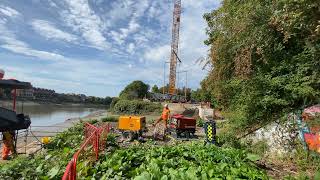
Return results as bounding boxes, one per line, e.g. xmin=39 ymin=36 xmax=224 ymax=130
xmin=16 ymin=89 xmax=34 ymax=99
xmin=33 ymin=88 xmax=56 ymax=100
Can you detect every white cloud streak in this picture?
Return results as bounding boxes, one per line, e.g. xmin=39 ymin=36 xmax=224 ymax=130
xmin=62 ymin=0 xmax=109 ymax=50
xmin=0 ymin=19 xmax=66 ymax=61
xmin=31 ymin=19 xmax=78 ymax=42
xmin=0 ymin=5 xmax=20 ymax=17
xmin=108 ymin=0 xmax=149 ymax=46
xmin=144 ymin=45 xmax=170 ymax=62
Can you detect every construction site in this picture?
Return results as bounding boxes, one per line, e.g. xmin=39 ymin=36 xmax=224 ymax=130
xmin=1 ymin=0 xmax=320 ymax=179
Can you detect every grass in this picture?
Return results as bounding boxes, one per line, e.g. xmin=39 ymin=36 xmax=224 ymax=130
xmin=101 ymin=116 xmax=119 ymax=122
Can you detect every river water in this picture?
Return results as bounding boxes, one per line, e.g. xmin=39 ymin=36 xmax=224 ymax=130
xmin=1 ymin=102 xmax=102 ymax=127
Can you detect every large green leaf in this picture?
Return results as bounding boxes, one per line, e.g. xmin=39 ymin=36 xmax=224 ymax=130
xmin=246 ymin=153 xmax=261 ymax=162
xmin=48 ymin=166 xmax=60 ymax=179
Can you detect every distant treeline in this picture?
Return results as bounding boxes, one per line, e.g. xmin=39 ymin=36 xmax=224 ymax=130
xmin=0 ymin=87 xmax=113 ymax=106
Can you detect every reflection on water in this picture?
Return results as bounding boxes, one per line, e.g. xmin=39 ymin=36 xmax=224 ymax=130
xmin=1 ymin=101 xmax=102 ymax=127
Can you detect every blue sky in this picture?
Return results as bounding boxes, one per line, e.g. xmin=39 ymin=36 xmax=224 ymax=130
xmin=0 ymin=0 xmax=221 ymax=97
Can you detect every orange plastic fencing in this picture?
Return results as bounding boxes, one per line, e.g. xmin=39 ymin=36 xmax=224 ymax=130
xmin=62 ymin=123 xmax=110 ymax=180
xmin=304 ymin=133 xmax=320 ymax=153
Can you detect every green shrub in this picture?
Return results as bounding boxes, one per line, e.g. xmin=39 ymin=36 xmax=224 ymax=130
xmin=113 ymin=99 xmax=161 ymax=115
xmin=196 ymin=118 xmax=205 ymax=127
xmin=119 ymin=80 xmax=149 ymax=100
xmin=101 ymin=116 xmax=118 ymax=122
xmin=247 ymin=140 xmax=269 ymax=156
xmin=106 ymin=133 xmax=118 ymax=148
xmin=109 ymin=97 xmax=119 ymax=109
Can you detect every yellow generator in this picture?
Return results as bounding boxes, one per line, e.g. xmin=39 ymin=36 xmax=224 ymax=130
xmin=118 ymin=116 xmax=147 ymax=141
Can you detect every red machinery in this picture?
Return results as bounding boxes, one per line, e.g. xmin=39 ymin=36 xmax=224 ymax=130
xmin=169 ymin=114 xmax=196 ymax=138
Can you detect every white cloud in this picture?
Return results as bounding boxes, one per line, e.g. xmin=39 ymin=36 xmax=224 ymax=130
xmin=31 ymin=19 xmax=78 ymax=42
xmin=0 ymin=20 xmax=66 ymax=61
xmin=2 ymin=44 xmax=65 ymax=60
xmin=147 ymin=1 xmax=158 ymax=19
xmin=0 ymin=5 xmax=20 ymax=18
xmin=107 ymin=0 xmax=149 ymax=47
xmin=47 ymin=0 xmax=58 ymax=7
xmin=110 ymin=19 xmax=140 ymax=45
xmin=144 ymin=45 xmax=170 ymax=62
xmin=107 ymin=0 xmax=134 ymax=23
xmin=127 ymin=43 xmax=135 ymax=54
xmin=62 ymin=0 xmax=109 ymax=50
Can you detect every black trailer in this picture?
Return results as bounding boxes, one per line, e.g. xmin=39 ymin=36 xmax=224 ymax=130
xmin=0 ymin=79 xmax=32 ymax=154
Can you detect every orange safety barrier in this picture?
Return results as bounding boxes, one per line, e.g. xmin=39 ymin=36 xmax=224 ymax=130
xmin=62 ymin=123 xmax=110 ymax=180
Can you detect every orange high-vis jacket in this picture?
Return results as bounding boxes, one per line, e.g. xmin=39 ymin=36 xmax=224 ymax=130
xmin=2 ymin=132 xmax=14 ymax=160
xmin=161 ymin=108 xmax=170 ymax=120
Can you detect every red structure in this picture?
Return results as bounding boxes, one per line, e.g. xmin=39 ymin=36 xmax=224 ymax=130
xmin=169 ymin=0 xmax=182 ymax=95
xmin=0 ymin=69 xmax=4 ymax=79
xmin=170 ymin=114 xmax=196 ymax=138
xmin=62 ymin=123 xmax=110 ymax=180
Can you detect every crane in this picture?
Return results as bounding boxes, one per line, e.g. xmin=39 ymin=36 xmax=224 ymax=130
xmin=168 ymin=0 xmax=182 ymax=95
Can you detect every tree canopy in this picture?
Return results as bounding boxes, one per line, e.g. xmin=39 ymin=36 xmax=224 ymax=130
xmin=119 ymin=80 xmax=149 ymax=100
xmin=203 ymin=0 xmax=320 ymax=130
xmin=151 ymin=85 xmax=160 ymax=93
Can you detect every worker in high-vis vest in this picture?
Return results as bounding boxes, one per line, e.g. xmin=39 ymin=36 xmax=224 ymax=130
xmin=2 ymin=131 xmax=15 ymax=160
xmin=153 ymin=104 xmax=171 ymax=129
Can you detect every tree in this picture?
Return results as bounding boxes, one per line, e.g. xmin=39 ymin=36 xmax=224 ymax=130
xmin=151 ymin=85 xmax=160 ymax=93
xmin=159 ymin=84 xmax=169 ymax=94
xmin=119 ymin=80 xmax=149 ymax=100
xmin=203 ymin=0 xmax=320 ymax=130
xmin=191 ymin=88 xmax=216 ymax=106
xmin=110 ymin=97 xmax=119 ymax=108
xmin=104 ymin=96 xmax=113 ymax=105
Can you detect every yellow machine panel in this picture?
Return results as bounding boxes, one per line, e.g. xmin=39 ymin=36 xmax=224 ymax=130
xmin=118 ymin=116 xmax=146 ymax=131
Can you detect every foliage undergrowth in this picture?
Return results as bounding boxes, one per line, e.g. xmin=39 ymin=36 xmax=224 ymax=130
xmin=91 ymin=142 xmax=268 ymax=179
xmin=282 ymin=144 xmax=320 ymax=179
xmin=0 ymin=121 xmax=269 ymax=180
xmin=0 ymin=122 xmax=87 ymax=179
xmin=113 ymin=99 xmax=161 ymax=115
xmin=196 ymin=117 xmax=205 ymax=127
xmin=101 ymin=116 xmax=119 ymax=122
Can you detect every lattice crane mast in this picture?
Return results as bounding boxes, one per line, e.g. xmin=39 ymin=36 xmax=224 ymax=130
xmin=168 ymin=0 xmax=181 ymax=95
